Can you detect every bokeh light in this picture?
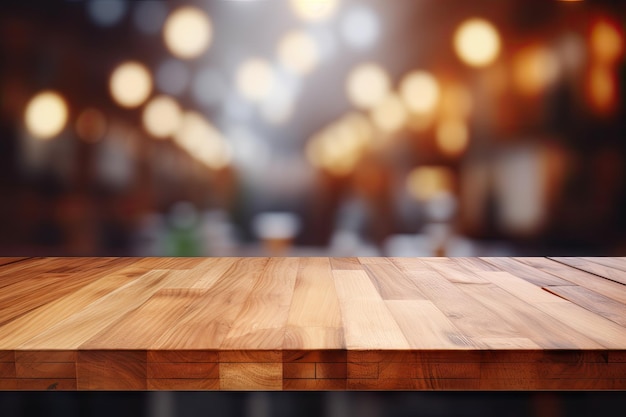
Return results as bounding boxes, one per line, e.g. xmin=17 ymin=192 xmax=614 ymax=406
xmin=142 ymin=95 xmax=182 ymax=139
xmin=174 ymin=112 xmax=231 ymax=169
xmin=587 ymin=64 xmax=617 ymax=114
xmin=109 ymin=61 xmax=152 ymax=108
xmin=24 ymin=91 xmax=69 ymax=140
xmin=399 ymin=70 xmax=440 ymax=114
xmin=440 ymin=83 xmax=473 ymax=119
xmin=406 ymin=166 xmax=455 ymax=201
xmin=370 ymin=93 xmax=407 ymax=134
xmin=436 ymin=119 xmax=469 ymax=156
xmin=454 ymin=18 xmax=501 ymax=67
xmin=289 ymin=0 xmax=339 ymax=23
xmin=133 ymin=0 xmax=167 ymax=35
xmin=590 ymin=18 xmax=624 ymax=64
xmin=513 ymin=45 xmax=560 ymax=96
xmin=277 ymin=30 xmax=320 ymax=76
xmin=87 ymin=0 xmax=128 ymax=28
xmin=236 ymin=58 xmax=276 ymax=102
xmin=155 ymin=59 xmax=190 ymax=96
xmin=306 ymin=113 xmax=374 ymax=176
xmin=260 ymin=79 xmax=298 ymax=126
xmin=75 ymin=108 xmax=107 ymax=143
xmin=346 ymin=63 xmax=391 ymax=110
xmin=163 ymin=6 xmax=212 ymax=59
xmin=192 ymin=68 xmax=228 ymax=107
xmin=340 ymin=4 xmax=380 ymax=50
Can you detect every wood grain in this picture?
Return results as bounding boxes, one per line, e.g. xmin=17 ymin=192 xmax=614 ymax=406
xmin=0 ymin=256 xmax=625 ymax=390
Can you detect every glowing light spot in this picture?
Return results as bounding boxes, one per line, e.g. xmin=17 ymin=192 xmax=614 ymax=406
xmin=260 ymin=80 xmax=298 ymax=126
xmin=399 ymin=71 xmax=440 ymax=115
xmin=163 ymin=6 xmax=212 ymax=59
xmin=75 ymin=108 xmax=107 ymax=143
xmin=236 ymin=58 xmax=275 ymax=102
xmin=142 ymin=95 xmax=182 ymax=139
xmin=346 ymin=63 xmax=390 ymax=110
xmin=440 ymin=83 xmax=473 ymax=119
xmin=87 ymin=0 xmax=127 ymax=27
xmin=587 ymin=64 xmax=617 ymax=114
xmin=174 ymin=112 xmax=230 ymax=169
xmin=289 ymin=0 xmax=339 ymax=22
xmin=340 ymin=5 xmax=380 ymax=50
xmin=590 ymin=18 xmax=624 ymax=64
xmin=24 ymin=91 xmax=68 ymax=140
xmin=454 ymin=18 xmax=501 ymax=67
xmin=156 ymin=59 xmax=189 ymax=96
xmin=513 ymin=45 xmax=560 ymax=96
xmin=306 ymin=113 xmax=374 ymax=176
xmin=406 ymin=166 xmax=455 ymax=201
xmin=133 ymin=0 xmax=167 ymax=34
xmin=109 ymin=61 xmax=152 ymax=108
xmin=278 ymin=30 xmax=319 ymax=75
xmin=436 ymin=119 xmax=469 ymax=156
xmin=370 ymin=93 xmax=407 ymax=134
xmin=192 ymin=68 xmax=228 ymax=107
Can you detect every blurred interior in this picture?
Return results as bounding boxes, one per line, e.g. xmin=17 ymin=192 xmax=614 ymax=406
xmin=1 ymin=0 xmax=625 ymax=257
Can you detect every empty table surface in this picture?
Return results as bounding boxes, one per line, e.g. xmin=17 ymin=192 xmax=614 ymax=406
xmin=0 ymin=256 xmax=625 ymax=390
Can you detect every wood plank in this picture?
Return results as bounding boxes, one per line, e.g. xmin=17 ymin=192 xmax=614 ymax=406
xmin=189 ymin=257 xmax=238 ymax=288
xmin=363 ymin=260 xmax=428 ymax=300
xmin=130 ymin=257 xmax=207 ymax=270
xmin=0 ymin=273 xmax=98 ymax=326
xmin=377 ymin=362 xmax=480 ymax=379
xmin=81 ymin=288 xmax=213 ymax=349
xmin=283 ymin=379 xmax=346 ymax=390
xmin=77 ymin=350 xmax=146 ymax=390
xmin=17 ymin=270 xmax=172 ymax=349
xmin=390 ymin=261 xmax=522 ymax=339
xmin=457 ymin=283 xmax=604 ymax=349
xmin=534 ymin=301 xmax=626 ymax=349
xmin=15 ymin=362 xmax=75 ymax=379
xmin=330 ymin=257 xmax=362 ymax=270
xmin=543 ymin=285 xmax=626 ymax=326
xmin=148 ymin=379 xmax=219 ymax=390
xmin=152 ymin=258 xmax=270 ymax=350
xmin=480 ymin=257 xmax=572 ymax=286
xmin=0 ymin=265 xmax=149 ymax=348
xmin=420 ymin=258 xmax=490 ymax=284
xmin=386 ymin=300 xmax=475 ymax=349
xmin=334 ymin=271 xmax=409 ymax=349
xmin=514 ymin=257 xmax=626 ymax=304
xmin=147 ymin=362 xmax=218 ymax=379
xmin=580 ymin=257 xmax=626 ymax=273
xmin=550 ymin=257 xmax=626 ymax=285
xmin=220 ymin=362 xmax=282 ymax=390
xmin=480 ymin=271 xmax=568 ymax=305
xmin=0 ymin=258 xmax=30 ymax=268
xmin=286 ymin=258 xmax=343 ymax=334
xmin=283 ymin=327 xmax=344 ymax=350
xmin=480 ymin=362 xmax=626 ymax=380
xmin=221 ymin=258 xmax=299 ymax=349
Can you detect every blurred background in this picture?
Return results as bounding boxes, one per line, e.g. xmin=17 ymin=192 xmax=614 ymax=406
xmin=0 ymin=0 xmax=625 ymax=257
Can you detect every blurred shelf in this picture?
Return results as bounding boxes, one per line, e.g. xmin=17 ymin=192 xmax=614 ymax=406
xmin=0 ymin=256 xmax=625 ymax=390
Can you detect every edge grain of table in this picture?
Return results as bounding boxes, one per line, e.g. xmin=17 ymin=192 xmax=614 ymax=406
xmin=1 ymin=256 xmax=625 ymax=390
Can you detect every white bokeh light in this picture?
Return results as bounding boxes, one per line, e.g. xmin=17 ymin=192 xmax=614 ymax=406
xmin=340 ymin=5 xmax=380 ymax=50
xmin=156 ymin=59 xmax=190 ymax=96
xmin=87 ymin=0 xmax=128 ymax=27
xmin=192 ymin=68 xmax=229 ymax=107
xmin=133 ymin=0 xmax=167 ymax=35
xmin=163 ymin=6 xmax=212 ymax=59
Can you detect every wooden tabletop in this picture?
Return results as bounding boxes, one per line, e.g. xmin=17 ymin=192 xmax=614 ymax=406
xmin=0 ymin=256 xmax=625 ymax=390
